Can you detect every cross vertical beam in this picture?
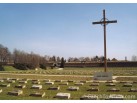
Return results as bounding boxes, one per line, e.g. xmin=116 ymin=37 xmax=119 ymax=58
xmin=92 ymin=9 xmax=117 ymax=72
xmin=103 ymin=10 xmax=107 ymax=72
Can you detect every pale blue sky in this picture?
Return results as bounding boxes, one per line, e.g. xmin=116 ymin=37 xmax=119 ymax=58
xmin=0 ymin=3 xmax=137 ymax=60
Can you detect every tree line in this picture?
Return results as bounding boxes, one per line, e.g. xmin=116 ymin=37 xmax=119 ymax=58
xmin=1 ymin=44 xmax=135 ymax=70
xmin=0 ymin=44 xmax=66 ymax=70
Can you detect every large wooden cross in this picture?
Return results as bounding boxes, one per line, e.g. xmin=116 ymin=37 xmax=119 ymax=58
xmin=92 ymin=9 xmax=117 ymax=72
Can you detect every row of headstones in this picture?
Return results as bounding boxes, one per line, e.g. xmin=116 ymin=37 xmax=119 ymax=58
xmin=1 ymin=78 xmax=137 ymax=83
xmin=1 ymin=79 xmax=137 ymax=87
xmin=0 ymin=89 xmax=130 ymax=100
xmin=1 ymin=82 xmax=137 ymax=93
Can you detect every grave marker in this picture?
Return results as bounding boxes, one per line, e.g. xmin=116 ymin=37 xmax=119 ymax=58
xmin=56 ymin=92 xmax=71 ymax=99
xmin=75 ymin=83 xmax=84 ymax=86
xmin=92 ymin=10 xmax=117 ymax=80
xmin=106 ymin=83 xmax=115 ymax=86
xmin=0 ymin=89 xmax=2 ymax=93
xmin=80 ymin=94 xmax=98 ymax=100
xmin=59 ymin=82 xmax=68 ymax=85
xmin=32 ymin=81 xmax=41 ymax=84
xmin=15 ymin=85 xmax=26 ymax=89
xmin=48 ymin=86 xmax=60 ymax=90
xmin=19 ymin=80 xmax=27 ymax=84
xmin=87 ymin=88 xmax=99 ymax=92
xmin=43 ymin=79 xmax=51 ymax=82
xmin=0 ymin=83 xmax=10 ymax=87
xmin=8 ymin=90 xmax=23 ymax=96
xmin=0 ymin=80 xmax=4 ymax=82
xmin=7 ymin=80 xmax=15 ymax=83
xmin=45 ymin=82 xmax=54 ymax=85
xmin=31 ymin=85 xmax=42 ymax=89
xmin=129 ymin=88 xmax=137 ymax=92
xmin=107 ymin=88 xmax=120 ymax=92
xmin=68 ymin=86 xmax=79 ymax=91
xmin=90 ymin=83 xmax=99 ymax=86
xmin=123 ymin=83 xmax=132 ymax=87
xmin=55 ymin=80 xmax=62 ymax=82
xmin=108 ymin=94 xmax=124 ymax=100
xmin=30 ymin=92 xmax=45 ymax=97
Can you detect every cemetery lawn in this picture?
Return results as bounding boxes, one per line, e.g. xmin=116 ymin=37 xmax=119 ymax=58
xmin=0 ymin=79 xmax=137 ymax=100
xmin=1 ymin=67 xmax=137 ymax=76
xmin=0 ymin=67 xmax=137 ymax=100
xmin=1 ymin=66 xmax=18 ymax=71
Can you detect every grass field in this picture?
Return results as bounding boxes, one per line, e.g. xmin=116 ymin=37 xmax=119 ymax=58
xmin=0 ymin=66 xmax=137 ymax=100
xmin=0 ymin=79 xmax=137 ymax=100
xmin=1 ymin=66 xmax=137 ymax=76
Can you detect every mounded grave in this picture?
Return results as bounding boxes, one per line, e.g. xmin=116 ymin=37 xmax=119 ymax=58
xmin=30 ymin=92 xmax=45 ymax=97
xmin=8 ymin=90 xmax=23 ymax=96
xmin=93 ymin=81 xmax=99 ymax=83
xmin=0 ymin=79 xmax=4 ymax=82
xmin=11 ymin=78 xmax=19 ymax=81
xmin=123 ymin=83 xmax=132 ymax=87
xmin=48 ymin=86 xmax=60 ymax=90
xmin=106 ymin=83 xmax=116 ymax=86
xmin=0 ymin=83 xmax=10 ymax=87
xmin=129 ymin=88 xmax=137 ymax=92
xmin=108 ymin=94 xmax=124 ymax=100
xmin=55 ymin=80 xmax=62 ymax=82
xmin=133 ymin=81 xmax=137 ymax=83
xmin=0 ymin=89 xmax=2 ymax=93
xmin=43 ymin=79 xmax=51 ymax=82
xmin=80 ymin=94 xmax=98 ymax=100
xmin=7 ymin=80 xmax=15 ymax=83
xmin=87 ymin=88 xmax=99 ymax=92
xmin=107 ymin=88 xmax=120 ymax=92
xmin=32 ymin=81 xmax=41 ymax=84
xmin=19 ymin=80 xmax=27 ymax=84
xmin=56 ymin=92 xmax=71 ymax=99
xmin=15 ymin=84 xmax=26 ymax=89
xmin=106 ymin=81 xmax=113 ymax=83
xmin=68 ymin=86 xmax=79 ymax=91
xmin=32 ymin=79 xmax=40 ymax=82
xmin=68 ymin=80 xmax=74 ymax=82
xmin=45 ymin=82 xmax=54 ymax=85
xmin=59 ymin=82 xmax=68 ymax=85
xmin=31 ymin=85 xmax=42 ymax=89
xmin=80 ymin=81 xmax=87 ymax=83
xmin=120 ymin=81 xmax=128 ymax=83
xmin=90 ymin=83 xmax=99 ymax=86
xmin=75 ymin=83 xmax=84 ymax=86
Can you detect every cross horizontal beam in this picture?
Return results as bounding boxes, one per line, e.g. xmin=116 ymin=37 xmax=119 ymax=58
xmin=92 ymin=20 xmax=117 ymax=25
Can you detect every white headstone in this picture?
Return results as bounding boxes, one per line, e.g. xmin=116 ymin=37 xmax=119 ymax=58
xmin=45 ymin=82 xmax=54 ymax=85
xmin=30 ymin=92 xmax=45 ymax=97
xmin=56 ymin=92 xmax=70 ymax=99
xmin=129 ymin=88 xmax=137 ymax=92
xmin=59 ymin=82 xmax=68 ymax=85
xmin=15 ymin=85 xmax=26 ymax=88
xmin=75 ymin=83 xmax=84 ymax=86
xmin=0 ymin=89 xmax=2 ymax=93
xmin=19 ymin=80 xmax=27 ymax=84
xmin=80 ymin=94 xmax=98 ymax=100
xmin=48 ymin=86 xmax=60 ymax=90
xmin=108 ymin=94 xmax=124 ymax=100
xmin=31 ymin=85 xmax=42 ymax=89
xmin=68 ymin=86 xmax=79 ymax=91
xmin=8 ymin=90 xmax=23 ymax=96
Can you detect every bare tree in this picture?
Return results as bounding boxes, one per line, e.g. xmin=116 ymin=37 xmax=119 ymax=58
xmin=132 ymin=55 xmax=137 ymax=61
xmin=0 ymin=44 xmax=10 ymax=63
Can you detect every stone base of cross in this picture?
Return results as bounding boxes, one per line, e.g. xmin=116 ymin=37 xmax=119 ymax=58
xmin=93 ymin=72 xmax=113 ymax=81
